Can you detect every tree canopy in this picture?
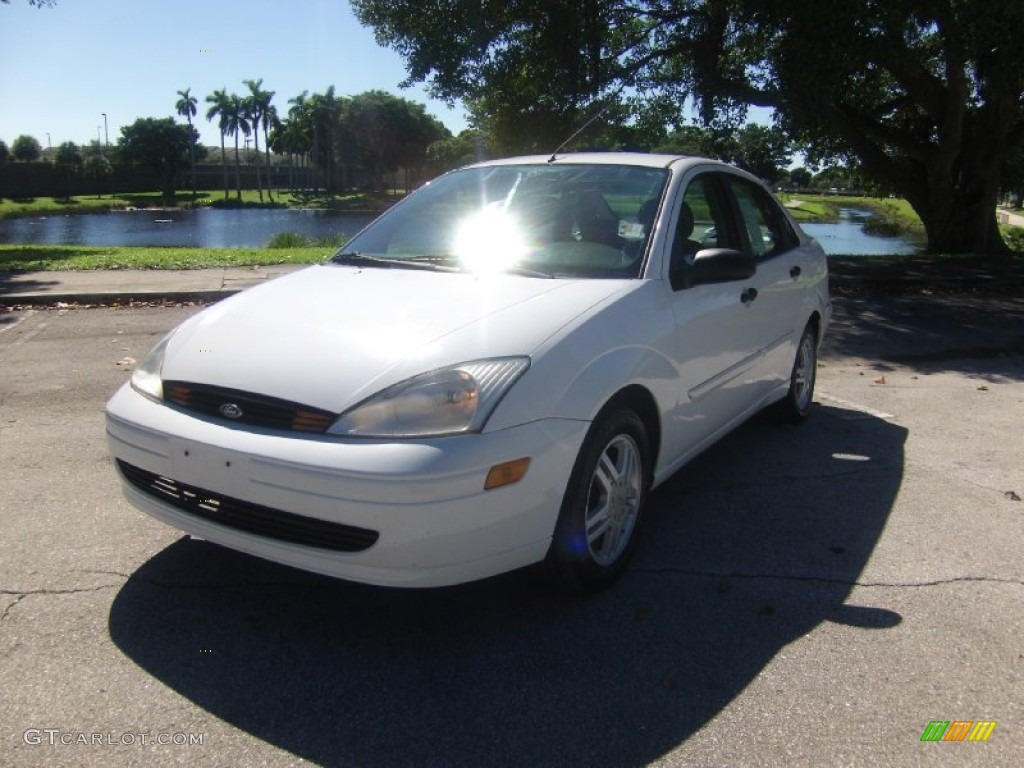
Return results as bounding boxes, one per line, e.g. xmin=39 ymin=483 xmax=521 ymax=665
xmin=353 ymin=0 xmax=1024 ymax=253
xmin=271 ymin=88 xmax=450 ymax=192
xmin=118 ymin=117 xmax=203 ymax=198
xmin=11 ymin=134 xmax=42 ymax=162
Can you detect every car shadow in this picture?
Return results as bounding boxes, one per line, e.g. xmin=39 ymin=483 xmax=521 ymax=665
xmin=108 ymin=403 xmax=906 ymax=767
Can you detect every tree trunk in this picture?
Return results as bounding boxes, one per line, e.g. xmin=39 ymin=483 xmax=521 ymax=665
xmin=263 ymin=125 xmax=274 ymax=202
xmin=234 ymin=131 xmax=242 ymax=202
xmin=221 ymin=134 xmax=229 ymax=200
xmin=187 ymin=116 xmax=197 ymax=205
xmin=909 ymin=150 xmax=1009 ymax=254
xmin=161 ymin=169 xmax=175 ymax=201
xmin=252 ymin=124 xmax=264 ymax=203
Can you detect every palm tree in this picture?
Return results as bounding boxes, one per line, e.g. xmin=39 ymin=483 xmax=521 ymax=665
xmin=262 ymin=103 xmax=278 ymax=199
xmin=224 ymin=94 xmax=251 ymax=202
xmin=288 ymin=91 xmax=313 ymax=189
xmin=205 ymin=88 xmax=232 ymax=200
xmin=309 ymin=86 xmax=339 ymax=192
xmin=175 ymin=87 xmax=198 ymax=203
xmin=275 ymin=116 xmax=311 ymax=192
xmin=243 ymin=78 xmax=274 ymax=202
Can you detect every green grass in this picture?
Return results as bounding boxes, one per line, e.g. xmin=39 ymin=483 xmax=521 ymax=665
xmin=779 ymin=193 xmax=924 ymax=236
xmin=265 ymin=231 xmax=349 ymax=249
xmin=1001 ymin=225 xmax=1024 ymax=252
xmin=0 ymin=244 xmax=334 ymax=271
xmin=0 ymin=189 xmax=403 ymax=219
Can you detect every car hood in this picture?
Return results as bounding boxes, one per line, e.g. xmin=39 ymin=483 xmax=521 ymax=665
xmin=160 ymin=264 xmax=631 ymax=413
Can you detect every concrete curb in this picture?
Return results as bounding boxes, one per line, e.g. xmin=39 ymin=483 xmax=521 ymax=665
xmin=0 ymin=290 xmax=239 ymax=307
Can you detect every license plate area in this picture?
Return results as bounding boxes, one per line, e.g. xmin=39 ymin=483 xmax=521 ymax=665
xmin=170 ymin=440 xmax=250 ymax=495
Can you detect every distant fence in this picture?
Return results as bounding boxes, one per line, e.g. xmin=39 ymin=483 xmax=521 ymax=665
xmin=0 ymin=162 xmax=321 ymax=199
xmin=0 ymin=162 xmax=163 ymax=198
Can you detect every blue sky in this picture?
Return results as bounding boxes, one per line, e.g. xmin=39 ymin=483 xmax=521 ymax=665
xmin=0 ymin=0 xmax=469 ymax=149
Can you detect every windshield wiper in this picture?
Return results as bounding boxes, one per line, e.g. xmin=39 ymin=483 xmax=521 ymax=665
xmin=503 ymin=264 xmax=555 ymax=279
xmin=332 ymin=251 xmax=554 ymax=278
xmin=329 ymin=252 xmax=458 ymax=272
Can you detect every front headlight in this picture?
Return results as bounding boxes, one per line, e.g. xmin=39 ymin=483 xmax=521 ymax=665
xmin=328 ymin=358 xmax=530 ymax=438
xmin=130 ymin=332 xmax=173 ymax=402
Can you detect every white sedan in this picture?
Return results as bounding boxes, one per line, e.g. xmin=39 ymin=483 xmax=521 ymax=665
xmin=106 ymin=153 xmax=831 ymax=590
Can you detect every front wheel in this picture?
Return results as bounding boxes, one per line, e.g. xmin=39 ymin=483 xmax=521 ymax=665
xmin=546 ymin=409 xmax=651 ymax=591
xmin=776 ymin=323 xmax=818 ymax=423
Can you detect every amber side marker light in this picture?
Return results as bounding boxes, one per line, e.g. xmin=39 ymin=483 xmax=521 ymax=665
xmin=484 ymin=457 xmax=531 ymax=491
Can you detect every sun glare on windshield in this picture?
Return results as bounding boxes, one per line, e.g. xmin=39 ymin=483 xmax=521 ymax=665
xmin=453 ymin=206 xmax=530 ymax=274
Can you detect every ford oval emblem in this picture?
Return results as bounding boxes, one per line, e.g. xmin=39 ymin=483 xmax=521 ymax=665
xmin=219 ymin=403 xmax=244 ymax=419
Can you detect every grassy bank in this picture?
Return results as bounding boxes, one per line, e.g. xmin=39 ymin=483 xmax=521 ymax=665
xmin=0 ymin=189 xmax=403 ymax=220
xmin=781 ymin=193 xmax=924 ymax=237
xmin=0 ymin=244 xmax=333 ymax=271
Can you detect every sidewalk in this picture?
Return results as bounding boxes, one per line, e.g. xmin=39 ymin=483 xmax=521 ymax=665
xmin=3 ymin=256 xmax=1024 ymax=307
xmin=0 ymin=264 xmax=303 ymax=306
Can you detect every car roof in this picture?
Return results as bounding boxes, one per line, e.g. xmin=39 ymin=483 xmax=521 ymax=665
xmin=467 ymin=152 xmax=722 ymax=171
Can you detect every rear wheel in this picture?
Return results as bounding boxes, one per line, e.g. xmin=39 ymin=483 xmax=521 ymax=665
xmin=776 ymin=323 xmax=818 ymax=423
xmin=547 ymin=409 xmax=651 ymax=591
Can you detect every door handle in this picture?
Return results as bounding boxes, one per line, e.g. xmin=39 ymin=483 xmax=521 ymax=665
xmin=789 ymin=265 xmax=801 ymax=279
xmin=740 ymin=287 xmax=758 ymax=304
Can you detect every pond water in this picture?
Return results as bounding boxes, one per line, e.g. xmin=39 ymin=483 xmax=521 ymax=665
xmin=0 ymin=209 xmax=378 ymax=249
xmin=801 ymin=207 xmax=924 ymax=255
xmin=0 ymin=205 xmax=924 ymax=255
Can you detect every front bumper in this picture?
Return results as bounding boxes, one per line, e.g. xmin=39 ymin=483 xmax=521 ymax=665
xmin=106 ymin=383 xmax=588 ymax=587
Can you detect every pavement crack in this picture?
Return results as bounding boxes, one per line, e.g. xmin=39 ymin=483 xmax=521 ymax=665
xmin=1 ymin=584 xmax=123 ymax=600
xmin=2 ymin=594 xmax=28 ymax=620
xmin=629 ymin=568 xmax=1024 ymax=589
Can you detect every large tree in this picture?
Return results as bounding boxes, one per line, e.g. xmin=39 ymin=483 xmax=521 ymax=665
xmin=118 ymin=117 xmax=202 ymax=199
xmin=353 ymin=0 xmax=1024 ymax=254
xmin=344 ymin=90 xmax=450 ymax=191
xmin=52 ymin=141 xmax=82 ymax=200
xmin=710 ymin=124 xmax=791 ymax=185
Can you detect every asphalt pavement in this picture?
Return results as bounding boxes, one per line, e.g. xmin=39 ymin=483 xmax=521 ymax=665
xmin=1 ymin=260 xmax=1023 ymax=766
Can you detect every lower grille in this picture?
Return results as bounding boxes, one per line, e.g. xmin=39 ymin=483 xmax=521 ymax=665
xmin=117 ymin=460 xmax=379 ymax=553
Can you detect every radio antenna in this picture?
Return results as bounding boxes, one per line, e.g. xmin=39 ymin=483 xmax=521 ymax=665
xmin=547 ymin=86 xmax=625 ymax=163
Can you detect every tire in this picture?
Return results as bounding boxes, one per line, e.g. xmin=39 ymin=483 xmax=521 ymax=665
xmin=776 ymin=323 xmax=818 ymax=423
xmin=547 ymin=409 xmax=651 ymax=591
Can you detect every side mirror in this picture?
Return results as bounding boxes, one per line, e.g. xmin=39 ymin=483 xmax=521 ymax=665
xmin=673 ymin=247 xmax=755 ymax=289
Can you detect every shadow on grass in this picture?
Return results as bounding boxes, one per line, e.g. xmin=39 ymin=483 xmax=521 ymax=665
xmin=207 ymin=198 xmax=288 ymax=211
xmin=109 ymin=404 xmax=904 ymax=767
xmin=287 ymin=190 xmax=401 ymax=212
xmin=0 ymin=245 xmax=92 ymax=274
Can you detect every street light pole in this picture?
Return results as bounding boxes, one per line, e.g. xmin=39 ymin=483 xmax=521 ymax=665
xmin=46 ymin=133 xmax=51 ymax=149
xmin=101 ymin=113 xmax=109 ymax=148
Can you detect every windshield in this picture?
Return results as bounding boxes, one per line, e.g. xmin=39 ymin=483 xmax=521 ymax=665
xmin=334 ymin=163 xmax=669 ymax=279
